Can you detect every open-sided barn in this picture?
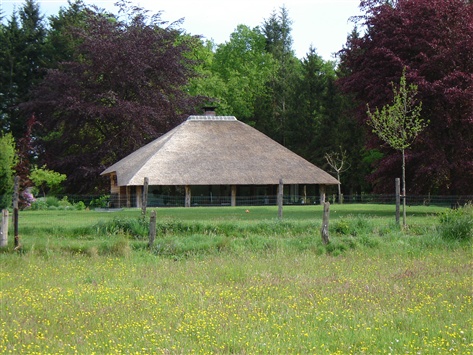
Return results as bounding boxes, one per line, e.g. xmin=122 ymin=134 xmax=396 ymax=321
xmin=101 ymin=110 xmax=339 ymax=207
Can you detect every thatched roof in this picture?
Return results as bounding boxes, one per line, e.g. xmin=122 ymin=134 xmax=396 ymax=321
xmin=101 ymin=116 xmax=339 ymax=186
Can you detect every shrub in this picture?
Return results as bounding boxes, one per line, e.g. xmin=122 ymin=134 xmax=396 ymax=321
xmin=45 ymin=196 xmax=59 ymax=207
xmin=29 ymin=166 xmax=66 ymax=196
xmin=30 ymin=196 xmax=87 ymax=211
xmin=30 ymin=198 xmax=48 ymax=210
xmin=89 ymin=195 xmax=110 ymax=209
xmin=21 ymin=190 xmax=36 ymax=209
xmin=74 ymin=201 xmax=86 ymax=210
xmin=58 ymin=196 xmax=72 ymax=209
xmin=0 ymin=133 xmax=17 ymax=209
xmin=438 ymin=203 xmax=473 ymax=241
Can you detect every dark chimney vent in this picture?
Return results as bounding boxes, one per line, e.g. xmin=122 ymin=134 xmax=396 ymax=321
xmin=203 ymin=106 xmax=217 ymax=116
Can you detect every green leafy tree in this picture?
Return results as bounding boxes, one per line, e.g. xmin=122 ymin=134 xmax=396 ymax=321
xmin=287 ymin=47 xmax=367 ymax=196
xmin=285 ymin=47 xmax=325 ymax=155
xmin=0 ymin=12 xmax=22 ymax=134
xmin=0 ymin=133 xmax=17 ymax=208
xmin=186 ymin=39 xmax=230 ymax=112
xmin=211 ymin=25 xmax=276 ymax=121
xmin=0 ymin=0 xmax=47 ymax=139
xmin=256 ymin=6 xmax=300 ymax=144
xmin=187 ymin=26 xmax=277 ymax=121
xmin=367 ymin=70 xmax=426 ymax=226
xmin=44 ymin=0 xmax=90 ymax=67
xmin=29 ymin=166 xmax=66 ymax=197
xmin=320 ymin=73 xmax=368 ymax=195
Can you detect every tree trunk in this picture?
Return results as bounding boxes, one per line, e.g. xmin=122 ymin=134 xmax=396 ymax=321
xmin=402 ymin=149 xmax=407 ymax=227
xmin=13 ymin=176 xmax=20 ymax=249
xmin=395 ymin=178 xmax=401 ymax=225
xmin=337 ymin=172 xmax=342 ymax=204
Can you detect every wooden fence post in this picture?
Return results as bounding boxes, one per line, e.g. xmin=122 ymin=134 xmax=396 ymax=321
xmin=142 ymin=177 xmax=149 ymax=215
xmin=1 ymin=209 xmax=8 ymax=248
xmin=148 ymin=210 xmax=157 ymax=249
xmin=320 ymin=202 xmax=330 ymax=245
xmin=13 ymin=176 xmax=20 ymax=249
xmin=395 ymin=178 xmax=400 ymax=225
xmin=277 ymin=178 xmax=283 ymax=219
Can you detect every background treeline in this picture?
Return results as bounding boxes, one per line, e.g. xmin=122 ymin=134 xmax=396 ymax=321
xmin=1 ymin=0 xmax=472 ymax=206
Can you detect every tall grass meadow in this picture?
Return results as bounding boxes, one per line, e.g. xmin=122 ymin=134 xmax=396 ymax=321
xmin=1 ymin=204 xmax=471 ymax=353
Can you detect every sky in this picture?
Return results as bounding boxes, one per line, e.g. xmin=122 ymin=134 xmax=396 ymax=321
xmin=1 ymin=0 xmax=362 ymax=61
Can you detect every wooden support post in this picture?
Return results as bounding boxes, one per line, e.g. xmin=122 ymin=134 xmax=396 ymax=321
xmin=319 ymin=185 xmax=326 ymax=205
xmin=148 ymin=210 xmax=157 ymax=249
xmin=231 ymin=185 xmax=237 ymax=207
xmin=320 ymin=201 xmax=330 ymax=245
xmin=395 ymin=178 xmax=401 ymax=225
xmin=117 ymin=186 xmax=123 ymax=208
xmin=1 ymin=209 xmax=8 ymax=248
xmin=185 ymin=185 xmax=191 ymax=207
xmin=126 ymin=186 xmax=131 ymax=208
xmin=277 ymin=178 xmax=283 ymax=219
xmin=142 ymin=177 xmax=149 ymax=215
xmin=13 ymin=176 xmax=20 ymax=249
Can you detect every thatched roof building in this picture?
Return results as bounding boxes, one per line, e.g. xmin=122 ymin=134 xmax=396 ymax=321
xmin=101 ymin=111 xmax=339 ymax=207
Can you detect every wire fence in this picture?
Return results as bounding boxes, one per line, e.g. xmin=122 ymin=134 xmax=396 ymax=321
xmin=142 ymin=194 xmax=472 ymax=208
xmin=154 ymin=194 xmax=472 ymax=208
xmin=3 ymin=193 xmax=471 ymax=210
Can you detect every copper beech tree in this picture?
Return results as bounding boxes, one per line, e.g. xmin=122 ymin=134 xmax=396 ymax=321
xmin=338 ymin=0 xmax=473 ymax=195
xmin=24 ymin=2 xmax=205 ymax=193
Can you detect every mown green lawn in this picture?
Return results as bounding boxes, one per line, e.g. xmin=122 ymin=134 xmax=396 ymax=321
xmin=17 ymin=203 xmax=444 ymax=227
xmin=1 ymin=204 xmax=471 ymax=354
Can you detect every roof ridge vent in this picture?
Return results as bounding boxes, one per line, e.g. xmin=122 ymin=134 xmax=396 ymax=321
xmin=187 ymin=116 xmax=237 ymax=121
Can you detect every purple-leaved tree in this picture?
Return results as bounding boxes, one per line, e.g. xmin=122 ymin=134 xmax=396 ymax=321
xmin=338 ymin=0 xmax=473 ymax=195
xmin=24 ymin=2 xmax=206 ymax=193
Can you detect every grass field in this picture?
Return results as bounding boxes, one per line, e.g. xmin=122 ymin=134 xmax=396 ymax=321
xmin=1 ymin=204 xmax=472 ymax=354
